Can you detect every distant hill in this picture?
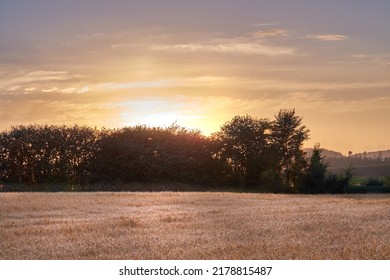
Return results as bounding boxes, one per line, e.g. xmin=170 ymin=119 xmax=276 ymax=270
xmin=303 ymin=148 xmax=344 ymax=159
xmin=304 ymin=148 xmax=390 ymax=160
xmin=304 ymin=148 xmax=390 ymax=176
xmin=353 ymin=150 xmax=390 ymax=159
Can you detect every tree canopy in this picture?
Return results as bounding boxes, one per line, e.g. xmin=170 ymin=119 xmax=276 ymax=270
xmin=0 ymin=109 xmax=351 ymax=193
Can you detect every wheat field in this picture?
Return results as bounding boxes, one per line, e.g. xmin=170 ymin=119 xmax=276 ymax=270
xmin=1 ymin=192 xmax=389 ymax=259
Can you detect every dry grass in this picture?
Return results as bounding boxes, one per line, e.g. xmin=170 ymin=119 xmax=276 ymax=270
xmin=1 ymin=192 xmax=390 ymax=259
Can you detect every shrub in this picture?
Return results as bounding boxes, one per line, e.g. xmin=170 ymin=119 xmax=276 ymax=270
xmin=363 ymin=176 xmax=384 ymax=187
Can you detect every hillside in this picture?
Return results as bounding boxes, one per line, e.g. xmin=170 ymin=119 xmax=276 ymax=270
xmin=353 ymin=150 xmax=390 ymax=159
xmin=305 ymin=148 xmax=390 ymax=176
xmin=303 ymin=148 xmax=344 ymax=158
xmin=304 ymin=148 xmax=390 ymax=160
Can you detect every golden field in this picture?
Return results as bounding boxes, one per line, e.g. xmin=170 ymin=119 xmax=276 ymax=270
xmin=1 ymin=192 xmax=389 ymax=259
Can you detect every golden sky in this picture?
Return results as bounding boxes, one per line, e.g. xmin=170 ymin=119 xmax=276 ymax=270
xmin=1 ymin=0 xmax=389 ymax=154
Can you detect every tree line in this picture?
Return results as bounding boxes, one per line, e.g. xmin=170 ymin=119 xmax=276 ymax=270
xmin=0 ymin=109 xmax=351 ymax=193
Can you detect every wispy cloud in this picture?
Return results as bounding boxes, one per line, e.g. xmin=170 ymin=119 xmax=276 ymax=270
xmin=307 ymin=34 xmax=348 ymax=41
xmin=0 ymin=71 xmax=70 ymax=88
xmin=151 ymin=39 xmax=296 ymax=56
xmin=93 ymin=76 xmax=390 ymax=95
xmin=251 ymin=28 xmax=288 ymax=38
xmin=0 ymin=70 xmax=73 ymax=89
xmin=41 ymin=87 xmax=59 ymax=93
xmin=0 ymin=68 xmax=91 ymax=95
xmin=3 ymin=85 xmax=21 ymax=91
xmin=60 ymin=87 xmax=90 ymax=94
xmin=24 ymin=87 xmax=37 ymax=92
xmin=111 ymin=43 xmax=140 ymax=49
xmin=253 ymin=22 xmax=282 ymax=27
xmin=95 ymin=80 xmax=177 ymax=90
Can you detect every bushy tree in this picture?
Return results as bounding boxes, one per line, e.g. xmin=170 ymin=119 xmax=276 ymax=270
xmin=211 ymin=115 xmax=272 ymax=188
xmin=271 ymin=109 xmax=310 ymax=192
xmin=89 ymin=125 xmax=216 ymax=186
xmin=0 ymin=125 xmax=98 ymax=190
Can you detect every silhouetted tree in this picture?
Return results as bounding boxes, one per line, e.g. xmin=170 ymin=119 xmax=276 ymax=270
xmin=0 ymin=109 xmax=319 ymax=193
xmin=300 ymin=143 xmax=328 ymax=193
xmin=0 ymin=125 xmax=98 ymax=190
xmin=271 ymin=109 xmax=310 ymax=192
xmin=89 ymin=125 xmax=216 ymax=187
xmin=211 ymin=115 xmax=272 ymax=188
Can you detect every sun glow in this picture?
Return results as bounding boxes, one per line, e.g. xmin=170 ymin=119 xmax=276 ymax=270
xmin=120 ymin=110 xmax=218 ymax=135
xmin=121 ymin=112 xmax=180 ymax=128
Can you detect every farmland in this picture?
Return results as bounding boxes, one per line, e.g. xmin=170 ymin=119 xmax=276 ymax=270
xmin=1 ymin=192 xmax=390 ymax=259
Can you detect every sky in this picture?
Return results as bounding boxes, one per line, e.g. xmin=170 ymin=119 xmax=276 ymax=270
xmin=0 ymin=0 xmax=389 ymax=154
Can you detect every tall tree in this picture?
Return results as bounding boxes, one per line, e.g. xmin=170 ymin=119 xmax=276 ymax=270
xmin=212 ymin=115 xmax=272 ymax=187
xmin=271 ymin=109 xmax=310 ymax=191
